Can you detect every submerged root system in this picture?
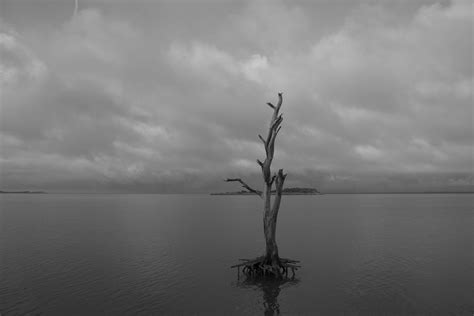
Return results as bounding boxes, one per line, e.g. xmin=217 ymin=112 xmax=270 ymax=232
xmin=231 ymin=256 xmax=301 ymax=279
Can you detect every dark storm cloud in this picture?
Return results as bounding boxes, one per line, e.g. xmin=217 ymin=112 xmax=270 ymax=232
xmin=0 ymin=0 xmax=472 ymax=192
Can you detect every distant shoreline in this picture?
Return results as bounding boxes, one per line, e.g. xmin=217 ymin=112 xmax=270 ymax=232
xmin=1 ymin=191 xmax=472 ymax=195
xmin=210 ymin=191 xmax=474 ymax=196
xmin=210 ymin=192 xmax=322 ymax=195
xmin=211 ymin=187 xmax=321 ymax=195
xmin=322 ymin=191 xmax=474 ymax=194
xmin=0 ymin=191 xmax=46 ymax=194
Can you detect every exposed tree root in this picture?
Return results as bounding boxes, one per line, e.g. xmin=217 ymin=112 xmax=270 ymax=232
xmin=231 ymin=256 xmax=301 ymax=279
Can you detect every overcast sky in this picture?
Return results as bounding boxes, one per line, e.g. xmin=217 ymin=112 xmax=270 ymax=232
xmin=0 ymin=0 xmax=472 ymax=193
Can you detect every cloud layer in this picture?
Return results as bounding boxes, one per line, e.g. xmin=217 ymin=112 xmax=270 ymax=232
xmin=0 ymin=0 xmax=472 ymax=192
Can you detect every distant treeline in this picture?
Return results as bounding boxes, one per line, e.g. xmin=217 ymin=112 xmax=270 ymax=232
xmin=280 ymin=187 xmax=320 ymax=194
xmin=211 ymin=187 xmax=320 ymax=195
xmin=0 ymin=190 xmax=46 ymax=194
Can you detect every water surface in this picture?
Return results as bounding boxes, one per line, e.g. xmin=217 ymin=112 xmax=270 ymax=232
xmin=1 ymin=194 xmax=473 ymax=315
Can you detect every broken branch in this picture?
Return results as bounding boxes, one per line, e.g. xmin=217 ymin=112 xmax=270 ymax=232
xmin=225 ymin=178 xmax=262 ymax=198
xmin=266 ymin=102 xmax=275 ymax=109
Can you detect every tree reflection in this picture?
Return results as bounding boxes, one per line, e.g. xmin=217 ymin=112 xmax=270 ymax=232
xmin=236 ymin=275 xmax=300 ymax=315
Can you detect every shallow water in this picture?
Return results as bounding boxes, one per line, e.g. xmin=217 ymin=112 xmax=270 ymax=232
xmin=1 ymin=193 xmax=473 ymax=315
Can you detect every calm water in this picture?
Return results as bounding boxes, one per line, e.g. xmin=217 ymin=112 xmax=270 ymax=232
xmin=0 ymin=193 xmax=473 ymax=315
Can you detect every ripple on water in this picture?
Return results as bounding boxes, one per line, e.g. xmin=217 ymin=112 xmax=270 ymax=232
xmin=1 ymin=193 xmax=473 ymax=315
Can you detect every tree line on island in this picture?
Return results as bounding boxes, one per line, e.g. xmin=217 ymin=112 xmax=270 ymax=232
xmin=210 ymin=187 xmax=320 ymax=195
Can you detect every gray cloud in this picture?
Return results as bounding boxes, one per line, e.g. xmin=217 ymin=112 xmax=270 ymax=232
xmin=0 ymin=0 xmax=472 ymax=192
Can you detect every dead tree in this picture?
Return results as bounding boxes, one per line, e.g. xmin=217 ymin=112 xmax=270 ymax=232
xmin=226 ymin=93 xmax=300 ymax=278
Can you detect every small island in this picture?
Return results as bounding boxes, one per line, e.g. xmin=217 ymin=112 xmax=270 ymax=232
xmin=211 ymin=187 xmax=320 ymax=195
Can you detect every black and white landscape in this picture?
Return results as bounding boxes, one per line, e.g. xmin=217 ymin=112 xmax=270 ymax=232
xmin=0 ymin=0 xmax=473 ymax=315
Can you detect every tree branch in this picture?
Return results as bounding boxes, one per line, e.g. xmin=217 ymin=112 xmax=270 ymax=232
xmin=269 ymin=174 xmax=276 ymax=186
xmin=274 ymin=125 xmax=282 ymax=139
xmin=225 ymin=93 xmax=285 ymax=200
xmin=271 ymin=169 xmax=287 ymax=213
xmin=258 ymin=134 xmax=268 ymax=155
xmin=225 ymin=178 xmax=262 ymax=198
xmin=270 ymin=114 xmax=283 ymax=131
xmin=276 ymin=92 xmax=283 ymax=111
xmin=266 ymin=102 xmax=275 ymax=109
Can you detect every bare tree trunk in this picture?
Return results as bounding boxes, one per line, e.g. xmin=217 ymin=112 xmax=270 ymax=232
xmin=263 ymin=168 xmax=286 ymax=266
xmin=263 ymin=183 xmax=276 ymax=262
xmin=227 ymin=93 xmax=290 ymax=277
xmin=259 ymin=93 xmax=286 ymax=268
